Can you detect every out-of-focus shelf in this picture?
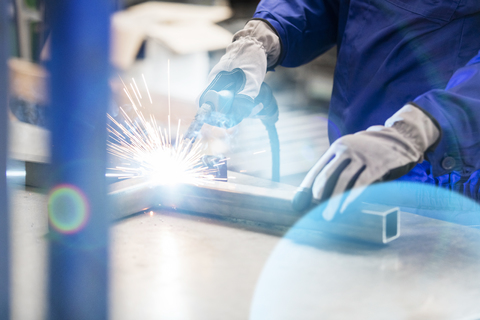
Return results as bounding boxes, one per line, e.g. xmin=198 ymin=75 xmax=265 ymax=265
xmin=8 ymin=120 xmax=50 ymax=164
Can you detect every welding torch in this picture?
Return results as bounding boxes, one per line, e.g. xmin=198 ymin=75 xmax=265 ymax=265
xmin=185 ymin=83 xmax=280 ymax=182
xmin=184 ymin=90 xmax=234 ymax=142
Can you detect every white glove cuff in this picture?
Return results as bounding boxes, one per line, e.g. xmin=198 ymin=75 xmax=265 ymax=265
xmin=233 ymin=19 xmax=281 ymax=68
xmin=208 ymin=36 xmax=267 ymax=99
xmin=384 ymin=104 xmax=441 ymax=162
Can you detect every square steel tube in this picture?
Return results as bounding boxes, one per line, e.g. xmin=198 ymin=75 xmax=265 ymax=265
xmin=109 ymin=173 xmax=400 ymax=244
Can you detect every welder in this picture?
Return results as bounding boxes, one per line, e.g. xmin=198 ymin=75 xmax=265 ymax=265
xmin=198 ymin=0 xmax=480 ymax=219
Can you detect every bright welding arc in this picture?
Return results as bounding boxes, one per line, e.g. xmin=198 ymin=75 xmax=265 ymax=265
xmin=107 ymin=76 xmax=218 ymax=185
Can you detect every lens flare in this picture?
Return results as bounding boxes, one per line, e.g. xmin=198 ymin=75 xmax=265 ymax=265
xmin=48 ymin=184 xmax=89 ymax=234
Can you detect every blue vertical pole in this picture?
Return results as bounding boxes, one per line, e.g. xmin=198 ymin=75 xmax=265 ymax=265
xmin=0 ymin=0 xmax=10 ymax=318
xmin=46 ymin=0 xmax=110 ymax=319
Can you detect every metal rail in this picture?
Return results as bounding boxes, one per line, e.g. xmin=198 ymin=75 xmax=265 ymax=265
xmin=109 ymin=173 xmax=400 ymax=244
xmin=0 ymin=0 xmax=10 ymax=317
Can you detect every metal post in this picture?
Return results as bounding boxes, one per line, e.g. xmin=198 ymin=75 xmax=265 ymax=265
xmin=46 ymin=0 xmax=110 ymax=319
xmin=0 ymin=0 xmax=10 ymax=318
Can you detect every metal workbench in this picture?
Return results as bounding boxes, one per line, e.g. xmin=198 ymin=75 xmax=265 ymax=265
xmin=10 ymin=183 xmax=480 ymax=320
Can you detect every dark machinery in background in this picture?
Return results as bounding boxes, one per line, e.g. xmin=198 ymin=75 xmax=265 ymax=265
xmin=10 ymin=0 xmax=44 ymax=62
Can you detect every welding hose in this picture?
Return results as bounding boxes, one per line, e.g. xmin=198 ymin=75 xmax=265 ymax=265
xmin=263 ymin=122 xmax=280 ymax=182
xmin=255 ymin=82 xmax=280 ymax=183
xmin=191 ymin=84 xmax=281 ymax=182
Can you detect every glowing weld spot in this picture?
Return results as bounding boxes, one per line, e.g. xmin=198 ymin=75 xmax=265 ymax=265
xmin=107 ymin=76 xmax=218 ymax=186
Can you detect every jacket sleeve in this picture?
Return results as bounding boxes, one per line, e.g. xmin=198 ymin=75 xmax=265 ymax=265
xmin=414 ymin=51 xmax=480 ymax=176
xmin=253 ymin=0 xmax=339 ymax=68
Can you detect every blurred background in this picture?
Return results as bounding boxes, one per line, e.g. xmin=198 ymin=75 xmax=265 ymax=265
xmin=6 ymin=2 xmax=480 ymax=320
xmin=4 ymin=2 xmax=336 ymax=319
xmin=7 ymin=0 xmax=335 ymax=320
xmin=8 ymin=0 xmax=335 ymax=187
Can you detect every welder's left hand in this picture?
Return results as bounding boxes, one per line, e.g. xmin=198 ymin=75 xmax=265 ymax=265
xmin=293 ymin=104 xmax=441 ymax=220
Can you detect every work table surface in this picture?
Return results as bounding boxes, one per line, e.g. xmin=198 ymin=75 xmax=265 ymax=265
xmin=11 ymin=187 xmax=480 ymax=320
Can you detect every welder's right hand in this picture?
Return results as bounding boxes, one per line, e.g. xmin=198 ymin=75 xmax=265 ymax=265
xmin=199 ymin=19 xmax=281 ymax=128
xmin=292 ymin=104 xmax=441 ymax=220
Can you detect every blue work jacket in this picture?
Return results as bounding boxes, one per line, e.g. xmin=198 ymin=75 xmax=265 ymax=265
xmin=254 ymin=0 xmax=480 ymax=201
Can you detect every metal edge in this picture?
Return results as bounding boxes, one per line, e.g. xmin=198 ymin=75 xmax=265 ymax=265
xmin=108 ymin=176 xmax=401 ymax=244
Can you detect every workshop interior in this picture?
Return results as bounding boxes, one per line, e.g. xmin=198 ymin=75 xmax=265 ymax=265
xmin=1 ymin=0 xmax=480 ymax=319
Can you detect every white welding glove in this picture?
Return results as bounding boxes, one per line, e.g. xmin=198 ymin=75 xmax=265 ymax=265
xmin=293 ymin=104 xmax=441 ymax=220
xmin=199 ymin=19 xmax=281 ymax=128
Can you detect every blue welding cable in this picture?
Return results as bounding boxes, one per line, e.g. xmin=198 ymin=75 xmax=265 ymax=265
xmin=257 ymin=82 xmax=280 ymax=183
xmin=264 ymin=123 xmax=280 ymax=182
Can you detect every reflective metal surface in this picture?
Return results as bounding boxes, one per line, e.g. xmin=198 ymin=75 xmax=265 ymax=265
xmin=9 ymin=187 xmax=480 ymax=320
xmin=109 ymin=173 xmax=400 ymax=244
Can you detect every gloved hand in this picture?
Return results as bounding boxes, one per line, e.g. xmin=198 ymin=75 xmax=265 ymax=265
xmin=293 ymin=104 xmax=441 ymax=220
xmin=199 ymin=19 xmax=281 ymax=128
